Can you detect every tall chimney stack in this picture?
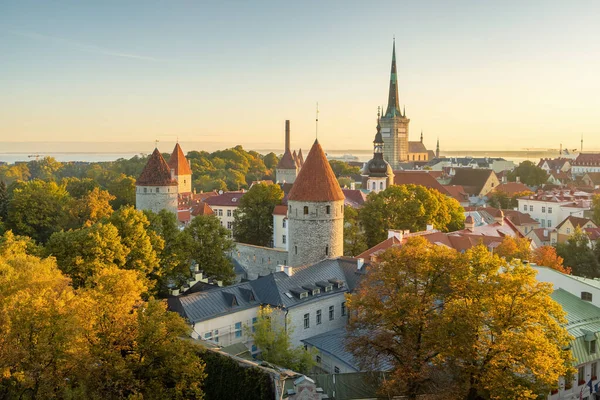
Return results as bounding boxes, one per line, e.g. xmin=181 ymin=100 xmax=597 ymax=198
xmin=285 ymin=120 xmax=290 ymax=152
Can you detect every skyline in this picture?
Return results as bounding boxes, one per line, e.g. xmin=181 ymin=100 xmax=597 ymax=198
xmin=2 ymin=1 xmax=600 ymax=152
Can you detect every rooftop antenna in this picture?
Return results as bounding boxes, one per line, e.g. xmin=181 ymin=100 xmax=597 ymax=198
xmin=315 ymin=102 xmax=319 ymax=140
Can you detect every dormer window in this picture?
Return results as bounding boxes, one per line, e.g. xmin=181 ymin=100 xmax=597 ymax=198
xmin=312 ymin=288 xmax=321 ymax=296
xmin=300 ymin=292 xmax=308 ymax=299
xmin=325 ymin=285 xmax=332 ymax=292
xmin=591 ymin=339 xmax=597 ymax=354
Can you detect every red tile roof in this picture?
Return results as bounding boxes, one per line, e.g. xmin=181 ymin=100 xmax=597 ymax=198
xmin=137 ymin=148 xmax=178 ymax=186
xmin=288 ymin=140 xmax=345 ymax=202
xmin=555 ymin=215 xmax=595 ymax=230
xmin=449 ymin=168 xmax=496 ymax=195
xmin=573 ymin=153 xmax=600 ymax=166
xmin=204 ymin=191 xmax=245 ymax=207
xmin=168 ymin=143 xmax=192 ymax=175
xmin=444 ymin=185 xmax=469 ymax=203
xmin=342 ymin=189 xmax=367 ymax=208
xmin=272 ymin=204 xmax=288 ymax=216
xmin=493 ymin=182 xmax=532 ymax=196
xmin=408 ymin=141 xmax=427 ymax=153
xmin=191 ymin=202 xmax=214 ymax=217
xmin=394 ymin=171 xmax=447 ymax=193
xmin=356 ymin=236 xmax=402 ymax=262
xmin=277 ymin=150 xmax=297 ymax=169
xmin=177 ymin=209 xmax=191 ymax=224
xmin=585 ymin=227 xmax=600 ymax=241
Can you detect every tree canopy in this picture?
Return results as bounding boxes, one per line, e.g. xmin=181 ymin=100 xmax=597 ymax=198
xmin=233 ymin=183 xmax=284 ymax=246
xmin=347 ymin=237 xmax=574 ymax=400
xmin=556 ymin=227 xmax=600 ymax=277
xmin=359 ymin=184 xmax=465 ymax=247
xmin=507 ymin=161 xmax=549 ymax=186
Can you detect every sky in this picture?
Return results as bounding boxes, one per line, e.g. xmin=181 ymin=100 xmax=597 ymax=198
xmin=1 ymin=0 xmax=600 ymax=153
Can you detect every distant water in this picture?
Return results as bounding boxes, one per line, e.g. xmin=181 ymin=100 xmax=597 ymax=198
xmin=0 ymin=143 xmax=583 ymax=165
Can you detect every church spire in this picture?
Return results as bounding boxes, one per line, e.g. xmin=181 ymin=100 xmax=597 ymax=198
xmin=384 ymin=38 xmax=402 ymax=118
xmin=420 ymin=130 xmax=423 ymax=143
xmin=436 ymin=137 xmax=440 ymax=159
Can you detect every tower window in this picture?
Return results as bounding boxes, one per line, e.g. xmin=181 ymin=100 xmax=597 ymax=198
xmin=325 ymin=246 xmax=329 ymax=256
xmin=304 ymin=206 xmax=308 ymax=215
xmin=143 ymin=188 xmax=147 ymax=193
xmin=326 ymin=205 xmax=330 ymax=214
xmin=295 ymin=246 xmax=298 ymax=255
xmin=156 ymin=187 xmax=160 ymax=193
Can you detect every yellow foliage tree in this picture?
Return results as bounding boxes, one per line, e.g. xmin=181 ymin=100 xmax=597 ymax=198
xmin=494 ymin=235 xmax=532 ymax=261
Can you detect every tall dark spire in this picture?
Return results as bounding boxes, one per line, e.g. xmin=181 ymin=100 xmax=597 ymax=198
xmin=420 ymin=130 xmax=423 ymax=143
xmin=436 ymin=138 xmax=440 ymax=159
xmin=384 ymin=38 xmax=402 ymax=118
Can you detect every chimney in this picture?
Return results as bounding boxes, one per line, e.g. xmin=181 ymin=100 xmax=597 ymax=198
xmin=465 ymin=215 xmax=475 ymax=230
xmin=387 ymin=229 xmax=404 ymax=241
xmin=169 ymin=288 xmax=180 ymax=296
xmin=357 ymin=258 xmax=364 ymax=270
xmin=426 ymin=224 xmax=434 ymax=231
xmin=283 ymin=265 xmax=293 ymax=277
xmin=276 ymin=265 xmax=285 ymax=273
xmin=285 ymin=120 xmax=291 ymax=152
xmin=495 ymin=210 xmax=504 ymax=225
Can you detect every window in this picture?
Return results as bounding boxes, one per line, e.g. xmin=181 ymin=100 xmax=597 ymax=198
xmin=325 ymin=246 xmax=329 ymax=256
xmin=235 ymin=322 xmax=242 ymax=338
xmin=547 ymin=220 xmax=551 ymax=228
xmin=341 ymin=302 xmax=346 ymax=316
xmin=593 ymin=362 xmax=598 ymax=379
xmin=251 ymin=344 xmax=257 ymax=353
xmin=372 ymin=182 xmax=376 ymax=190
xmin=582 ymin=292 xmax=593 ymax=301
xmin=316 ymin=355 xmax=321 ymax=363
xmin=218 ymin=209 xmax=223 ymax=216
xmin=304 ymin=313 xmax=310 ymax=329
xmin=567 ymin=228 xmax=571 ymax=234
xmin=282 ymin=235 xmax=286 ymax=244
xmin=542 ymin=206 xmax=546 ymax=213
xmin=541 ymin=220 xmax=545 ymax=228
xmin=214 ymin=329 xmax=219 ymax=343
xmin=227 ymin=209 xmax=232 ymax=217
xmin=380 ymin=182 xmax=383 ymax=190
xmin=329 ymin=305 xmax=335 ymax=321
xmin=143 ymin=187 xmax=147 ymax=193
xmin=227 ymin=221 xmax=233 ymax=229
xmin=316 ymin=310 xmax=322 ymax=324
xmin=529 ymin=205 xmax=533 ymax=212
xmin=326 ymin=205 xmax=330 ymax=214
xmin=283 ymin=219 xmax=286 ymax=228
xmin=252 ymin=317 xmax=257 ymax=332
xmin=548 ymin=207 xmax=552 ymax=214
xmin=591 ymin=340 xmax=597 ymax=354
xmin=295 ymin=246 xmax=298 ymax=255
xmin=204 ymin=332 xmax=212 ymax=340
xmin=156 ymin=187 xmax=160 ymax=193
xmin=334 ymin=366 xmax=340 ymax=374
xmin=579 ymin=366 xmax=585 ymax=384
xmin=523 ymin=205 xmax=527 ymax=211
xmin=304 ymin=206 xmax=309 ymax=215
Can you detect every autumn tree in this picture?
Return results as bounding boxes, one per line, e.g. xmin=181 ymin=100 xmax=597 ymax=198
xmin=180 ymin=215 xmax=236 ymax=284
xmin=493 ymin=236 xmax=532 ymax=261
xmin=343 ymin=206 xmax=367 ymax=256
xmin=556 ymin=227 xmax=599 ymax=277
xmin=347 ymin=237 xmax=573 ymax=399
xmin=248 ymin=305 xmax=316 ymax=374
xmin=233 ymin=183 xmax=283 ymax=246
xmin=5 ymin=180 xmax=72 ymax=243
xmin=69 ymin=187 xmax=115 ymax=228
xmin=593 ymin=194 xmax=600 ymax=226
xmin=359 ymin=184 xmax=465 ymax=247
xmin=0 ymin=180 xmax=8 ymax=222
xmin=532 ymin=245 xmax=571 ymax=274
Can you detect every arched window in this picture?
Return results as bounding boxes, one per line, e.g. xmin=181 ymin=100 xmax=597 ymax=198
xmin=303 ymin=206 xmax=309 ymax=215
xmin=380 ymin=182 xmax=383 ymax=190
xmin=372 ymin=182 xmax=376 ymax=190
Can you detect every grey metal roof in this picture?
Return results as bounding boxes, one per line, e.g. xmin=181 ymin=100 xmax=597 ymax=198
xmin=301 ymin=328 xmax=358 ymax=370
xmin=170 ymin=257 xmax=367 ymax=323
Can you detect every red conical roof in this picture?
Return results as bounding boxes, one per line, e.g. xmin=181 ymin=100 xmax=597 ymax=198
xmin=288 ymin=140 xmax=345 ymax=202
xmin=137 ymin=148 xmax=178 ymax=186
xmin=168 ymin=143 xmax=192 ymax=175
xmin=277 ymin=149 xmax=297 ymax=169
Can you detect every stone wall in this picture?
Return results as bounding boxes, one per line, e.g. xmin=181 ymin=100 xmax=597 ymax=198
xmin=232 ymin=243 xmax=289 ymax=280
xmin=276 ymin=167 xmax=297 ymax=184
xmin=287 ymin=200 xmax=344 ymax=267
xmin=135 ymin=185 xmax=178 ymax=214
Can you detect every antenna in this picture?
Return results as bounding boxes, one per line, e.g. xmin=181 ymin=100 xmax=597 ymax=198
xmin=315 ymin=102 xmax=319 ymax=139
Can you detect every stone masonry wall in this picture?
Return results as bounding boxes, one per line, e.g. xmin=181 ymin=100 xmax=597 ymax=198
xmin=136 ymin=186 xmax=178 ymax=214
xmin=232 ymin=243 xmax=289 ymax=280
xmin=276 ymin=168 xmax=297 ymax=184
xmin=287 ymin=200 xmax=344 ymax=267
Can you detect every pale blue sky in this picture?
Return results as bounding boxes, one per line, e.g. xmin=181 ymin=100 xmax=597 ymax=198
xmin=1 ymin=0 xmax=599 ymax=152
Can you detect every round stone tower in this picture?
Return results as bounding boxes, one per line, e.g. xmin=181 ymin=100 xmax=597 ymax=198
xmin=136 ymin=148 xmax=178 ymax=214
xmin=287 ymin=139 xmax=345 ymax=267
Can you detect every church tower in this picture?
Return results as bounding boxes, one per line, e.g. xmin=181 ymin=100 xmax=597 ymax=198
xmin=436 ymin=138 xmax=440 ymax=159
xmin=136 ymin=148 xmax=178 ymax=214
xmin=276 ymin=120 xmax=299 ymax=183
xmin=380 ymin=39 xmax=410 ymax=168
xmin=362 ymin=111 xmax=393 ymax=193
xmin=168 ymin=143 xmax=192 ymax=194
xmin=287 ymin=139 xmax=345 ymax=267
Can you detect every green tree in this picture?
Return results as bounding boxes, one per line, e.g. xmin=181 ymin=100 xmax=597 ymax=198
xmin=181 ymin=215 xmax=236 ymax=284
xmin=347 ymin=238 xmax=573 ymax=400
xmin=343 ymin=206 xmax=367 ymax=256
xmin=6 ymin=180 xmax=72 ymax=243
xmin=488 ymin=190 xmax=533 ymax=209
xmin=556 ymin=227 xmax=599 ymax=277
xmin=248 ymin=305 xmax=316 ymax=374
xmin=45 ymin=222 xmax=127 ymax=288
xmin=359 ymin=184 xmax=465 ymax=248
xmin=69 ymin=187 xmax=115 ymax=228
xmin=263 ymin=152 xmax=279 ymax=169
xmin=233 ymin=183 xmax=283 ymax=246
xmin=0 ymin=180 xmax=8 ymax=221
xmin=62 ymin=177 xmax=99 ymax=198
xmin=27 ymin=156 xmax=63 ymax=180
xmin=592 ymin=194 xmax=600 ymax=226
xmin=105 ymin=174 xmax=136 ymax=209
xmin=329 ymin=160 xmax=361 ymax=178
xmin=507 ymin=160 xmax=549 ymax=186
